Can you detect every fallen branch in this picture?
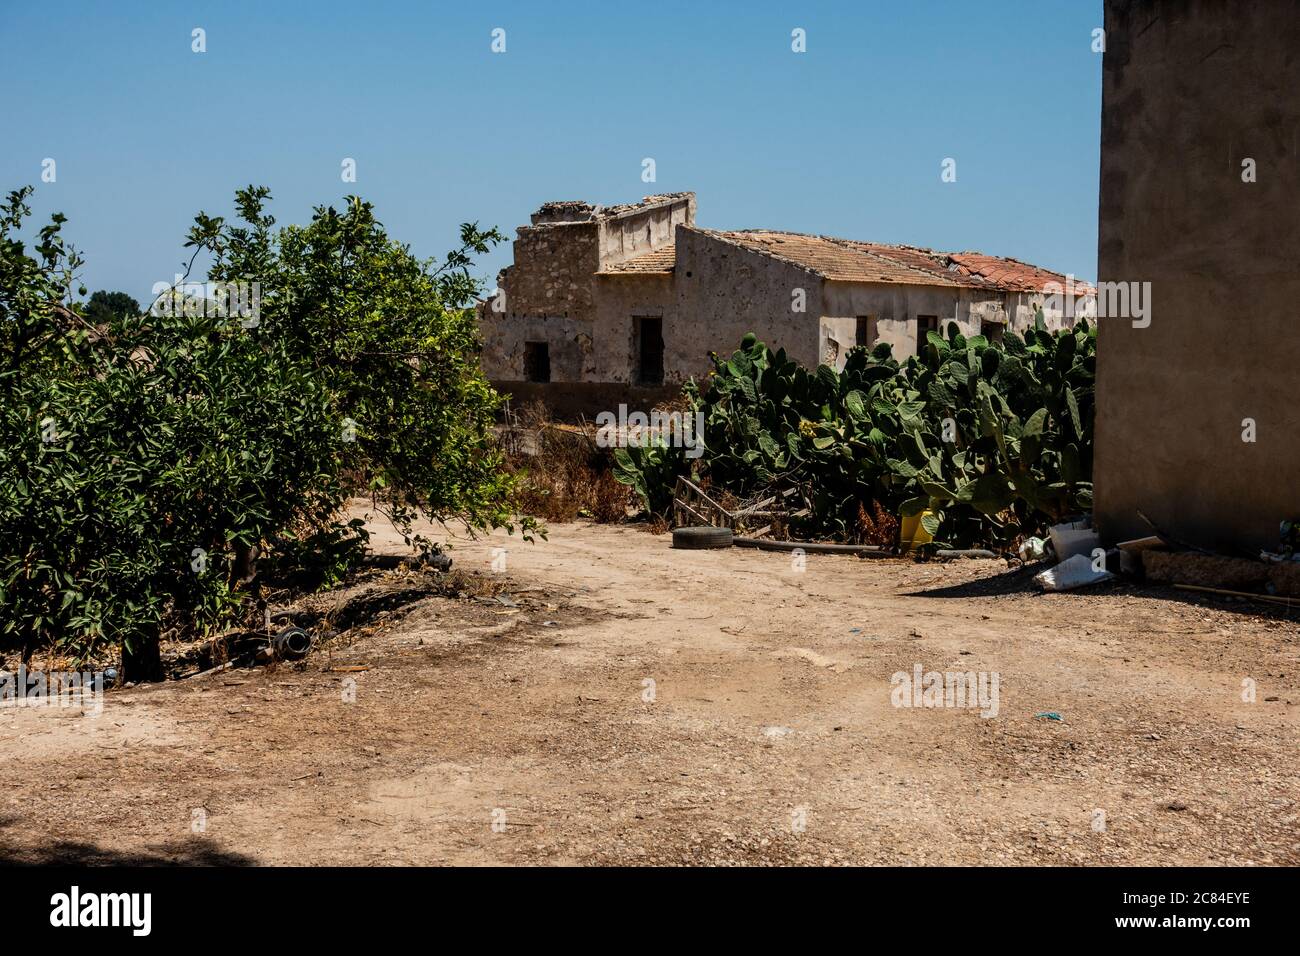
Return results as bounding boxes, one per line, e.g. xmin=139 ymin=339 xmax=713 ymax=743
xmin=1172 ymin=583 xmax=1298 ymax=608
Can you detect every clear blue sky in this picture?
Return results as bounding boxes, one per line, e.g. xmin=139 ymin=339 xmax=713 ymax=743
xmin=1 ymin=0 xmax=1104 ymax=304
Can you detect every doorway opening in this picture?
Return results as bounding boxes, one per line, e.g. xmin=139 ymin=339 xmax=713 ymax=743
xmin=634 ymin=317 xmax=664 ymax=385
xmin=524 ymin=341 xmax=550 ymax=382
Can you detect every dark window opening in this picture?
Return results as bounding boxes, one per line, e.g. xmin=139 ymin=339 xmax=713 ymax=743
xmin=916 ymin=315 xmax=939 ymax=353
xmin=634 ymin=316 xmax=664 ymax=385
xmin=855 ymin=316 xmax=874 ymax=349
xmin=524 ymin=341 xmax=550 ymax=383
xmin=980 ymin=320 xmax=1005 ymax=344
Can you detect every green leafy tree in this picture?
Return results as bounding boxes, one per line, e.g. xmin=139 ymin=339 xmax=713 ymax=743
xmin=1 ymin=185 xmax=530 ymax=680
xmin=82 ymin=289 xmax=141 ymax=324
xmin=191 ymin=187 xmax=525 ymax=550
xmin=2 ymin=188 xmax=340 ymax=678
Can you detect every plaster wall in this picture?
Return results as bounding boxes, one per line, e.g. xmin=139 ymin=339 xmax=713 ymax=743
xmin=1094 ymin=0 xmax=1300 ymax=551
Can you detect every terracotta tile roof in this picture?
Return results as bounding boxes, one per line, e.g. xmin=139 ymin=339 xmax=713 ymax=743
xmin=829 ymin=239 xmax=991 ymax=288
xmin=947 ymin=252 xmax=1096 ymax=295
xmin=600 ymin=244 xmax=676 ymax=274
xmin=596 ymin=227 xmax=1094 ymax=295
xmin=701 ymin=230 xmax=968 ymax=286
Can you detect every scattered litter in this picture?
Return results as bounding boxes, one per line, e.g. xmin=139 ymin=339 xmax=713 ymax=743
xmin=761 ymin=725 xmax=793 ymax=739
xmin=900 ymin=509 xmax=935 ymax=553
xmin=1048 ymin=519 xmax=1100 ymax=562
xmin=542 ymin=620 xmax=558 ymax=627
xmin=848 ymin=627 xmax=861 ymax=634
xmin=1018 ymin=536 xmax=1048 ymax=561
xmin=1035 ymin=712 xmax=1064 ymax=722
xmin=496 ymin=594 xmax=518 ymax=608
xmin=1034 ymin=553 xmax=1115 ymax=591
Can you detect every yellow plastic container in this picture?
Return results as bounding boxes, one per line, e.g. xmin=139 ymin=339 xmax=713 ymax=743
xmin=900 ymin=510 xmax=935 ymax=552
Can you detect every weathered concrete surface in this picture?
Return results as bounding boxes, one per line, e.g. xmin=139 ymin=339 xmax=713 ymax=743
xmin=1094 ymin=0 xmax=1300 ymax=552
xmin=673 ymin=226 xmax=825 ymax=372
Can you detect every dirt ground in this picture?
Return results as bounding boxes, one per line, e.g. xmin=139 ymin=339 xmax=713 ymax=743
xmin=3 ymin=506 xmax=1299 ymax=866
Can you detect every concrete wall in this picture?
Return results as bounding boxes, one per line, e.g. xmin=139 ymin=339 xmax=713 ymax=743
xmin=1009 ymin=291 xmax=1097 ymax=333
xmin=591 ymin=274 xmax=676 ymax=384
xmin=821 ymin=282 xmax=1005 ymax=363
xmin=673 ymin=226 xmax=824 ymax=375
xmin=597 ymin=196 xmax=694 ymax=270
xmin=1094 ymin=0 xmax=1300 ymax=551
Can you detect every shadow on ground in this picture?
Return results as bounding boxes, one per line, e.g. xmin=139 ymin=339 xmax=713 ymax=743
xmin=905 ymin=563 xmax=1043 ymax=598
xmin=907 ymin=563 xmax=1300 ymax=621
xmin=0 ymin=817 xmax=257 ymax=866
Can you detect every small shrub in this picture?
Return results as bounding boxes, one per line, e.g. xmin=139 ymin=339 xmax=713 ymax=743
xmin=504 ymin=411 xmax=631 ymax=523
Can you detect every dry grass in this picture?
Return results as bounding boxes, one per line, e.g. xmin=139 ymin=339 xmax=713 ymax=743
xmin=855 ymin=500 xmax=900 ymax=548
xmin=503 ymin=401 xmax=631 ymax=523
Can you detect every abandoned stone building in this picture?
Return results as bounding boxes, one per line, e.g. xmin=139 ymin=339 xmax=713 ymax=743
xmin=477 ymin=192 xmax=1096 ymax=416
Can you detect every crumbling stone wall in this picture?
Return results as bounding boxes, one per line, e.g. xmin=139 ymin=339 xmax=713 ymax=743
xmin=821 ymin=283 xmax=1005 ymax=364
xmin=478 ymin=191 xmax=1093 ymax=420
xmin=478 ymin=214 xmax=599 ymax=382
xmin=480 ymin=195 xmax=693 ymax=383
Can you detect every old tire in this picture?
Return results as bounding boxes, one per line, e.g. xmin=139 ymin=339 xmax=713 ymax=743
xmin=672 ymin=526 xmax=733 ymax=550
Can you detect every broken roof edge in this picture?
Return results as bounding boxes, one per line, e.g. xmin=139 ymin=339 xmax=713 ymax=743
xmin=598 ymin=243 xmax=677 ymax=275
xmin=700 ymin=228 xmax=1095 ymax=295
xmin=693 ymin=227 xmax=974 ymax=287
xmin=947 ymin=251 xmax=1098 ymax=295
xmin=531 ymin=192 xmax=695 ymax=226
xmin=688 ymin=227 xmax=830 ymax=278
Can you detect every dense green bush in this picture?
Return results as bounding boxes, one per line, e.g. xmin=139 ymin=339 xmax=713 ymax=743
xmin=1 ymin=185 xmax=528 ymax=678
xmin=612 ymin=439 xmax=685 ymax=517
xmin=665 ymin=319 xmax=1095 ymax=549
xmin=193 ymin=187 xmax=525 ymax=550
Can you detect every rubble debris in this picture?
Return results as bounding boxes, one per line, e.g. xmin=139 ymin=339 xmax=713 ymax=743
xmin=1018 ymin=536 xmax=1048 ymax=561
xmin=1172 ymin=584 xmax=1298 ymax=608
xmin=364 ymin=550 xmax=452 ymax=573
xmin=1142 ymin=551 xmax=1270 ymax=591
xmin=268 ymin=626 xmax=313 ymax=662
xmin=1034 ymin=553 xmax=1115 ymax=591
xmin=1048 ymin=519 xmax=1100 ymax=562
xmin=733 ymin=537 xmax=888 ymax=557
